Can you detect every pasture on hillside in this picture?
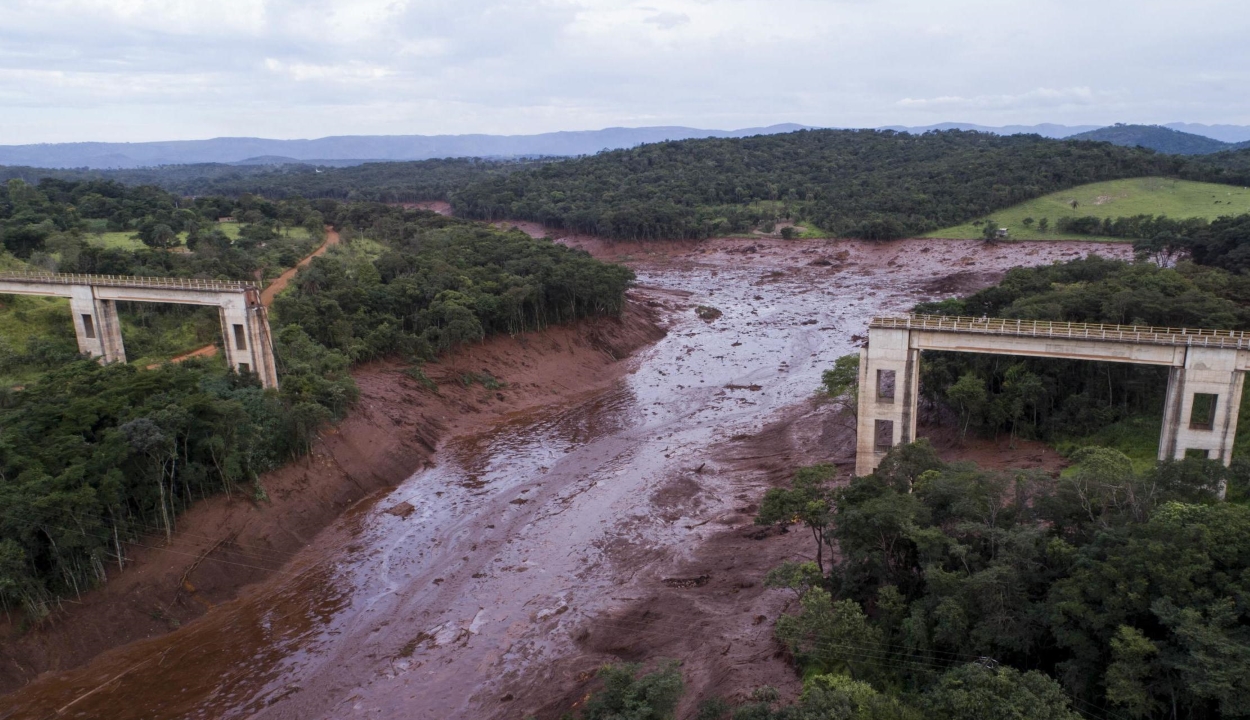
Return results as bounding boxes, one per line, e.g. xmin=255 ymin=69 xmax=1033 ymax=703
xmin=927 ymin=177 xmax=1250 ymax=241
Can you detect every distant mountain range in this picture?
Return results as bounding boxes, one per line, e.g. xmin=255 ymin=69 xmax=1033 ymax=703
xmin=1067 ymin=124 xmax=1250 ymax=155
xmin=0 ymin=125 xmax=812 ymax=170
xmin=3 ymin=122 xmax=1250 ymax=169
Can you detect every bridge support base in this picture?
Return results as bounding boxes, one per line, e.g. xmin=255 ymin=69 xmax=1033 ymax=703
xmin=1159 ymin=348 xmax=1244 ymax=496
xmin=219 ymin=290 xmax=279 ymax=389
xmin=70 ymin=286 xmax=126 ymax=364
xmin=855 ymin=328 xmax=919 ymax=477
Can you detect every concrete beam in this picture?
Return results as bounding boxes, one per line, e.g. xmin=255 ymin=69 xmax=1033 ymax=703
xmin=909 ymin=330 xmax=1191 ymax=367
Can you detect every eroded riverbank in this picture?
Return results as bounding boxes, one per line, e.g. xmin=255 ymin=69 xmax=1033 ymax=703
xmin=0 ymin=236 xmax=1132 ymax=719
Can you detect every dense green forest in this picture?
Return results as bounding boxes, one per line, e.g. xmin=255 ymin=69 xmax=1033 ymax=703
xmin=272 ymin=205 xmax=634 ymax=364
xmin=562 ymin=444 xmax=1248 ymax=720
xmin=6 ymin=130 xmax=1250 ymax=245
xmin=0 ymin=182 xmax=633 ymax=618
xmin=749 ymin=445 xmax=1248 ymax=720
xmin=449 ymin=130 xmax=1206 ymax=241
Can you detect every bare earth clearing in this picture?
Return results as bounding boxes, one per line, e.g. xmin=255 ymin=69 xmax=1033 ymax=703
xmin=0 ymin=231 xmax=1130 ymax=719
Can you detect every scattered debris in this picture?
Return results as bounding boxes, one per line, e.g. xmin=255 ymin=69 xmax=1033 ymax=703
xmin=695 ymin=305 xmax=723 ymax=321
xmin=384 ymin=502 xmax=415 ymax=519
xmin=662 ymin=575 xmax=711 ymax=588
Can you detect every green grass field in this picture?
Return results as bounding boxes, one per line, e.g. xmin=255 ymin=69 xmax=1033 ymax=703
xmin=926 ymin=178 xmax=1250 ymax=241
xmin=87 ymin=222 xmax=252 ymax=251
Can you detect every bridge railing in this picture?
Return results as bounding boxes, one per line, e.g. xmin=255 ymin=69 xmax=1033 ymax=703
xmin=0 ymin=271 xmax=253 ymax=293
xmin=871 ymin=314 xmax=1250 ymax=349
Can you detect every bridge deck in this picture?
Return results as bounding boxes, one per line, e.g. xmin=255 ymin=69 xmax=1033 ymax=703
xmin=0 ymin=271 xmax=254 ymax=293
xmin=871 ymin=314 xmax=1250 ymax=350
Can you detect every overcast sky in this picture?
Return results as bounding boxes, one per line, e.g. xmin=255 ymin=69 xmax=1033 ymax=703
xmin=2 ymin=0 xmax=1248 ymax=144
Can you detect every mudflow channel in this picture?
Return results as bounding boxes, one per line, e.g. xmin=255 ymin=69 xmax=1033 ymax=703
xmin=1 ymin=239 xmax=1129 ymax=720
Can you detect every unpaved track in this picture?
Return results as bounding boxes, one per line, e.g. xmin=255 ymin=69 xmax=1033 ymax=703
xmin=0 ymin=236 xmax=1131 ymax=719
xmin=164 ymin=227 xmax=340 ymax=364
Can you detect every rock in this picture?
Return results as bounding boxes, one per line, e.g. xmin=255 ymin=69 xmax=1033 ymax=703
xmin=384 ymin=502 xmax=415 ymax=518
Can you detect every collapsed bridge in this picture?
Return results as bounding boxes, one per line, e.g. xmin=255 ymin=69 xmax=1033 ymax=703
xmin=857 ymin=314 xmax=1250 ymax=484
xmin=0 ymin=272 xmax=278 ymax=389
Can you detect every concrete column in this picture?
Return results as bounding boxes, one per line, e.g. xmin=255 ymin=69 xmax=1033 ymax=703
xmin=855 ymin=328 xmax=918 ymax=476
xmin=68 ymin=285 xmax=126 ymax=364
xmin=1158 ymin=346 xmax=1245 ymax=485
xmin=219 ymin=291 xmax=279 ymax=389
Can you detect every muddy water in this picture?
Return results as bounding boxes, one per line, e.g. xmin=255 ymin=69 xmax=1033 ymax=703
xmin=0 ymin=239 xmax=1129 ymax=720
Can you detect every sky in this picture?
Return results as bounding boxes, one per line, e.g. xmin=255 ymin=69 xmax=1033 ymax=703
xmin=2 ymin=0 xmax=1249 ymax=144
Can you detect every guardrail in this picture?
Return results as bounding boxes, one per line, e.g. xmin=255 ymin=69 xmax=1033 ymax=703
xmin=871 ymin=314 xmax=1250 ymax=350
xmin=0 ymin=272 xmax=253 ymax=293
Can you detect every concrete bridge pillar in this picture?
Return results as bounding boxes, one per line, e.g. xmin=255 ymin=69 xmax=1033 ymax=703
xmin=219 ymin=289 xmax=279 ymax=389
xmin=69 ymin=285 xmax=126 ymax=364
xmin=1158 ymin=347 xmax=1246 ymax=477
xmin=855 ymin=328 xmax=919 ymax=476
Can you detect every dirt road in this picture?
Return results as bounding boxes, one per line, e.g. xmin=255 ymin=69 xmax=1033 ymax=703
xmin=0 ymin=236 xmax=1131 ymax=719
xmin=163 ymin=227 xmax=341 ymax=364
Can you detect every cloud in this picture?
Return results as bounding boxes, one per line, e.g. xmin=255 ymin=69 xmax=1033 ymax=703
xmin=897 ymin=87 xmax=1100 ymax=111
xmin=264 ymin=58 xmax=394 ymax=83
xmin=1 ymin=0 xmax=1249 ymax=142
xmin=643 ymin=11 xmax=690 ymax=29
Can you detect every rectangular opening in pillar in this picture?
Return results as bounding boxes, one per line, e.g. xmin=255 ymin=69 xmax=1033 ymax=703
xmin=874 ymin=419 xmax=894 ymax=451
xmin=1189 ymin=393 xmax=1217 ymax=431
xmin=876 ymin=369 xmax=896 ymax=403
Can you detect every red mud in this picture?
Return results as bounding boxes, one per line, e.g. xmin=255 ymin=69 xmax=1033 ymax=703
xmin=0 ymin=228 xmax=1130 ymax=719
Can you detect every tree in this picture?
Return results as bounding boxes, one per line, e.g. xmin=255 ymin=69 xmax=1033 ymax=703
xmin=800 ymin=673 xmax=922 ymax=720
xmin=775 ymin=589 xmax=885 ymax=682
xmin=1023 ymin=217 xmax=1035 ymax=228
xmin=822 ymin=354 xmax=860 ymax=419
xmin=1038 ymin=217 xmax=1050 ymax=232
xmin=1104 ymin=625 xmax=1159 ymax=718
xmin=924 ymin=663 xmax=1080 ymax=720
xmin=946 ymin=373 xmax=987 ymax=440
xmin=578 ymin=662 xmax=684 ymax=720
xmin=756 ymin=464 xmax=837 ymax=573
xmin=982 ymin=219 xmax=1000 ymax=242
xmin=136 ymin=221 xmax=178 ymax=250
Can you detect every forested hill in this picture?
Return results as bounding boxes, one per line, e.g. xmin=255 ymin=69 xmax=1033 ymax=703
xmin=449 ymin=129 xmax=1191 ymax=240
xmin=8 ymin=129 xmax=1250 ymax=242
xmin=0 ymin=157 xmax=530 ymax=203
xmin=1068 ymin=123 xmax=1244 ymax=155
xmin=1189 ymin=145 xmax=1250 ymax=183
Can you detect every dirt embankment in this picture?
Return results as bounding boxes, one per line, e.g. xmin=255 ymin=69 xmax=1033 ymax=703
xmin=0 ymin=296 xmax=666 ymax=694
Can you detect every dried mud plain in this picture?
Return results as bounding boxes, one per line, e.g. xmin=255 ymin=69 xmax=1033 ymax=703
xmin=0 ymin=232 xmax=1131 ymax=719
